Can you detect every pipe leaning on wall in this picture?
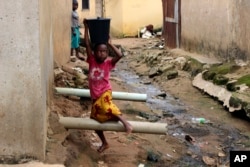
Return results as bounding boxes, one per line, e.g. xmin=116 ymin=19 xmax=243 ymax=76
xmin=59 ymin=117 xmax=167 ymax=134
xmin=55 ymin=87 xmax=147 ymax=102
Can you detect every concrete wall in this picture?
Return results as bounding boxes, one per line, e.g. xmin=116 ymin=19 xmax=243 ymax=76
xmin=0 ymin=0 xmax=70 ymax=161
xmin=52 ymin=0 xmax=71 ymax=67
xmin=181 ymin=0 xmax=250 ymax=60
xmin=236 ymin=0 xmax=250 ymax=60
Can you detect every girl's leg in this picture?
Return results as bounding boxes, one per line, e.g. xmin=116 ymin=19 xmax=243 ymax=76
xmin=95 ymin=130 xmax=109 ymax=153
xmin=116 ymin=115 xmax=133 ymax=134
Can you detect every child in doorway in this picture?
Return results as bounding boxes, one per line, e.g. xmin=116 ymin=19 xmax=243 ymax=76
xmin=83 ymin=19 xmax=133 ymax=153
xmin=71 ymin=0 xmax=84 ymax=60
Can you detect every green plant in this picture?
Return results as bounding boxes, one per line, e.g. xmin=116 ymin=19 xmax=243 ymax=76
xmin=237 ymin=74 xmax=250 ymax=87
xmin=209 ymin=63 xmax=240 ymax=75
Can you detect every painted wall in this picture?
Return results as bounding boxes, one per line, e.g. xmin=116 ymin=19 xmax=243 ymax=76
xmin=105 ymin=0 xmax=163 ymax=37
xmin=0 ymin=0 xmax=70 ymax=160
xmin=181 ymin=0 xmax=250 ymax=60
xmin=77 ymin=0 xmax=162 ymax=37
xmin=77 ymin=0 xmax=97 ymax=26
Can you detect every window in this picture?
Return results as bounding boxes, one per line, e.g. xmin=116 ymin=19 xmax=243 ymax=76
xmin=82 ymin=0 xmax=89 ymax=10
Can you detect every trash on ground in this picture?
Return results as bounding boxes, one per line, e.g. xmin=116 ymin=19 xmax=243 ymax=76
xmin=191 ymin=117 xmax=210 ymax=124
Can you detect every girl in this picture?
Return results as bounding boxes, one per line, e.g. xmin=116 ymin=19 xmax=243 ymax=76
xmin=83 ymin=19 xmax=133 ymax=153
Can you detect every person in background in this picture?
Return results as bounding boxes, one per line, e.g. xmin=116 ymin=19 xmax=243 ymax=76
xmin=71 ymin=0 xmax=84 ymax=60
xmin=83 ymin=18 xmax=133 ymax=153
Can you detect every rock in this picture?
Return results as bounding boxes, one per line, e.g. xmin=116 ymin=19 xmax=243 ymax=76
xmin=243 ymin=104 xmax=250 ymax=118
xmin=202 ymin=64 xmax=211 ymax=70
xmin=147 ymin=151 xmax=160 ymax=162
xmin=141 ymin=80 xmax=151 ymax=85
xmin=213 ymin=74 xmax=229 ymax=85
xmin=202 ymin=156 xmax=216 ymax=166
xmin=158 ymin=64 xmax=174 ymax=73
xmin=70 ymin=56 xmax=77 ymax=62
xmin=54 ymin=68 xmax=64 ymax=81
xmin=174 ymin=57 xmax=187 ymax=70
xmin=218 ymin=151 xmax=226 ymax=157
xmin=236 ymin=84 xmax=249 ymax=93
xmin=202 ymin=70 xmax=216 ymax=81
xmin=185 ymin=135 xmax=195 ymax=143
xmin=193 ymin=73 xmax=250 ymax=117
xmin=148 ymin=67 xmax=159 ymax=78
xmin=193 ymin=73 xmax=233 ymax=111
xmin=226 ymin=80 xmax=238 ymax=91
xmin=156 ymin=92 xmax=167 ymax=98
xmin=165 ymin=70 xmax=178 ymax=80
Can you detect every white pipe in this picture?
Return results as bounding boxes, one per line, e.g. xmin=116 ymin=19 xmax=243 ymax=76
xmin=55 ymin=87 xmax=147 ymax=102
xmin=59 ymin=117 xmax=167 ymax=134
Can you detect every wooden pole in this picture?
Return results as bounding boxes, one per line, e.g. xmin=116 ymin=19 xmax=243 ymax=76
xmin=59 ymin=117 xmax=167 ymax=134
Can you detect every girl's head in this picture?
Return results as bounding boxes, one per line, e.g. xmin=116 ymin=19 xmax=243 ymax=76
xmin=93 ymin=43 xmax=108 ymax=63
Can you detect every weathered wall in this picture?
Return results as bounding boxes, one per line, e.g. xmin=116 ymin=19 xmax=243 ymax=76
xmin=52 ymin=0 xmax=71 ymax=67
xmin=105 ymin=0 xmax=124 ymax=37
xmin=0 ymin=0 xmax=47 ymax=160
xmin=181 ymin=0 xmax=250 ymax=60
xmin=0 ymin=0 xmax=70 ymax=161
xmin=77 ymin=0 xmax=97 ymax=25
xmin=77 ymin=0 xmax=162 ymax=37
xmin=105 ymin=0 xmax=163 ymax=37
xmin=235 ymin=0 xmax=250 ymax=61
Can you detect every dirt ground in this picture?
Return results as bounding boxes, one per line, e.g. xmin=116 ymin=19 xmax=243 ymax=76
xmin=46 ymin=38 xmax=250 ymax=167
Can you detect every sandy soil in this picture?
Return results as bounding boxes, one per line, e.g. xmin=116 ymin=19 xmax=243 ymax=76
xmin=46 ymin=38 xmax=250 ymax=167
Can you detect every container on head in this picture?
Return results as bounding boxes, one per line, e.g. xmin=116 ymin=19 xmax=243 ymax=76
xmin=86 ymin=17 xmax=111 ymax=45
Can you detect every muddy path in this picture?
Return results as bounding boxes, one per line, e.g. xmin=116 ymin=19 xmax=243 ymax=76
xmin=51 ymin=38 xmax=250 ymax=167
xmin=109 ymin=47 xmax=250 ymax=166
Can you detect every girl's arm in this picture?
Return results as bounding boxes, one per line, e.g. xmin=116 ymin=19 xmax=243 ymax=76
xmin=109 ymin=40 xmax=123 ymax=65
xmin=83 ymin=19 xmax=92 ymax=59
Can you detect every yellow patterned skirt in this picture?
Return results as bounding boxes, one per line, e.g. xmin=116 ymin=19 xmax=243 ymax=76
xmin=90 ymin=90 xmax=121 ymax=123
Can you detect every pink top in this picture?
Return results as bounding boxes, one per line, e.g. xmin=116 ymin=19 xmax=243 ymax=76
xmin=87 ymin=55 xmax=115 ymax=100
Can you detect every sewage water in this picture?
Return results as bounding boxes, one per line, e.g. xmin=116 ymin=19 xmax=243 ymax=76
xmin=112 ymin=64 xmax=249 ymax=166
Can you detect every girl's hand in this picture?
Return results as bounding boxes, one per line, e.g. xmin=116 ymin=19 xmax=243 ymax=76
xmin=108 ymin=35 xmax=112 ymax=44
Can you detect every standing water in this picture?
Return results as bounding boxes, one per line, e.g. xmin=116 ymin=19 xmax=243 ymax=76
xmin=112 ymin=59 xmax=249 ymax=166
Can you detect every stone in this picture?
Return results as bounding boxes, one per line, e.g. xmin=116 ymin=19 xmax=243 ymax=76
xmin=148 ymin=67 xmax=159 ymax=78
xmin=54 ymin=68 xmax=64 ymax=81
xmin=166 ymin=70 xmax=178 ymax=80
xmin=158 ymin=64 xmax=174 ymax=73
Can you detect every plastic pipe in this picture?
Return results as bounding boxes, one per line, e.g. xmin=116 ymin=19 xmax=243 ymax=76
xmin=59 ymin=117 xmax=167 ymax=134
xmin=55 ymin=87 xmax=147 ymax=102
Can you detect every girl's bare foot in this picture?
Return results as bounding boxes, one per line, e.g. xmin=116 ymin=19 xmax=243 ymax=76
xmin=97 ymin=144 xmax=109 ymax=153
xmin=125 ymin=124 xmax=133 ymax=134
